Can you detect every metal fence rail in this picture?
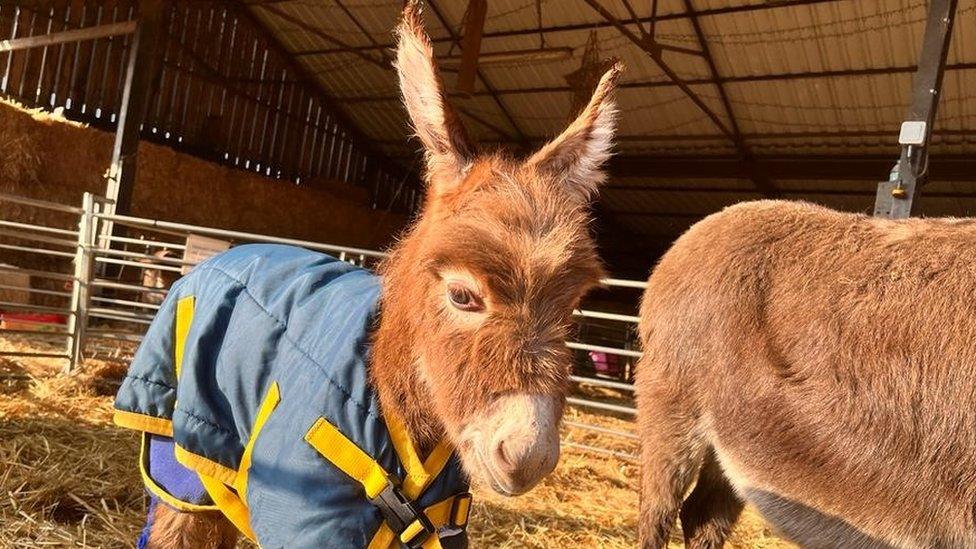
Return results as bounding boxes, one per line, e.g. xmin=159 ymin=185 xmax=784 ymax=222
xmin=0 ymin=192 xmax=81 ymax=363
xmin=0 ymin=191 xmax=643 ymax=459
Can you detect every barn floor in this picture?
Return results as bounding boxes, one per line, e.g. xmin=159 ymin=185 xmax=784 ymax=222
xmin=0 ymin=335 xmax=792 ymax=548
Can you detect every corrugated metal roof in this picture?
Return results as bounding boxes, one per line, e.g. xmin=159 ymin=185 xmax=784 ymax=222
xmin=243 ymin=0 xmax=976 ymax=270
xmin=244 ymin=0 xmax=976 ymax=151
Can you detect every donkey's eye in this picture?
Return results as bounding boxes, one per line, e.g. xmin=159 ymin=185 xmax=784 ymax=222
xmin=446 ymin=282 xmax=484 ymax=312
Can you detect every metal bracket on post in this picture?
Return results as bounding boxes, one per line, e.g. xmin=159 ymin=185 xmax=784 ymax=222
xmin=874 ymin=0 xmax=957 ymax=219
xmin=66 ymin=193 xmax=97 ymax=373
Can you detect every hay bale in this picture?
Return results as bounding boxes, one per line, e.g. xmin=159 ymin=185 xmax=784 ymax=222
xmin=0 ymin=264 xmax=30 ymax=305
xmin=0 ymin=100 xmax=40 ymax=186
xmin=0 ymin=98 xmax=407 ymax=253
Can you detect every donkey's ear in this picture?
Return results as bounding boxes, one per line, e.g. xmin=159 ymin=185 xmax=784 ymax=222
xmin=395 ymin=1 xmax=474 ymax=191
xmin=527 ymin=63 xmax=622 ymax=203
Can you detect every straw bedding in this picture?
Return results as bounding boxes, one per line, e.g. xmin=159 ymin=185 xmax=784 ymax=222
xmin=0 ymin=335 xmax=792 ymax=548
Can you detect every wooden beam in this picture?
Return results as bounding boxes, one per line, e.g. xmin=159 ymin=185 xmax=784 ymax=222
xmin=0 ymin=20 xmax=135 ymax=53
xmin=104 ymin=0 xmax=165 ymax=217
xmin=330 ymin=0 xmax=500 ymax=142
xmin=426 ymin=0 xmax=526 ymax=143
xmin=439 ymin=47 xmax=573 ymax=67
xmin=304 ymin=0 xmax=513 ymax=142
xmin=613 ymin=128 xmax=976 ymax=142
xmin=407 ymin=127 xmax=975 ymax=146
xmin=334 ymin=62 xmax=976 ymax=104
xmin=608 ymin=155 xmax=976 ymax=182
xmin=291 ymin=0 xmax=842 ymax=56
xmin=456 ymin=0 xmax=486 ymax=95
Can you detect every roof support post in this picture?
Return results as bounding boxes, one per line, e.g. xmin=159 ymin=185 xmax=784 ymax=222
xmin=99 ymin=0 xmax=166 ymax=278
xmin=104 ymin=0 xmax=166 ymax=219
xmin=456 ymin=0 xmax=486 ymax=95
xmin=874 ymin=0 xmax=957 ymax=219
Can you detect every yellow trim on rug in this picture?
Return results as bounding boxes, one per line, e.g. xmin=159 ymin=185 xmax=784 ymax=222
xmin=174 ymin=444 xmax=238 ymax=486
xmin=234 ymin=382 xmax=281 ymax=501
xmin=199 ymin=472 xmax=256 ymax=542
xmin=174 ymin=295 xmax=195 ymax=380
xmin=113 ymin=409 xmax=174 ymax=437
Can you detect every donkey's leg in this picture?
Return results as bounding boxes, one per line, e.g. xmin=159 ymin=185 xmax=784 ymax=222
xmin=679 ymin=447 xmax=744 ymax=549
xmin=637 ymin=383 xmax=708 ymax=549
xmin=146 ymin=504 xmax=238 ymax=549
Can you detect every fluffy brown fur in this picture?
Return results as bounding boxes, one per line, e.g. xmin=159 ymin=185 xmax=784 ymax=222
xmin=371 ymin=152 xmax=607 ymax=453
xmin=636 ymin=199 xmax=976 ymax=548
xmin=371 ymin=1 xmax=616 ymax=456
xmin=148 ymin=506 xmax=238 ymax=548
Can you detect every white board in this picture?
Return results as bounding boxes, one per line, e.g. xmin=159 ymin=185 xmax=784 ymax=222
xmin=182 ymin=234 xmax=231 ymax=275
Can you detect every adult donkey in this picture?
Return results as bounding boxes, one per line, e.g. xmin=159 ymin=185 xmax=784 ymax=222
xmin=636 ymin=199 xmax=976 ymax=548
xmin=113 ymin=2 xmax=621 ymax=548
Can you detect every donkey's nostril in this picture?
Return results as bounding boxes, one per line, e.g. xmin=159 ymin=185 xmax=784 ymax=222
xmin=493 ymin=439 xmax=518 ymax=473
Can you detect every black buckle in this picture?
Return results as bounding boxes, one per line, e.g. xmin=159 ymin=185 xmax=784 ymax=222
xmin=369 ymin=478 xmax=435 ymax=548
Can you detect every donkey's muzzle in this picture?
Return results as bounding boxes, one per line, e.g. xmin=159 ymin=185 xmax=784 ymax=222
xmin=463 ymin=393 xmax=563 ymax=496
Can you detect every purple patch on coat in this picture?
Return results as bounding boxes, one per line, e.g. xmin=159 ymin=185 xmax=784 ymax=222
xmin=147 ymin=434 xmax=212 ymax=506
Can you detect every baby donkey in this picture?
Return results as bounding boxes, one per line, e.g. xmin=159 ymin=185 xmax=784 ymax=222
xmin=113 ymin=2 xmax=621 ymax=548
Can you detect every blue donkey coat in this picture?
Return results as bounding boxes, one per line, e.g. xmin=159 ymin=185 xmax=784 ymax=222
xmin=114 ymin=244 xmax=470 ymax=548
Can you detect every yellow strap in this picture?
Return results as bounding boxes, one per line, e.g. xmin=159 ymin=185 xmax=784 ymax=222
xmin=399 ymin=520 xmax=428 ymax=546
xmin=170 ymin=383 xmax=280 ymax=544
xmin=174 ymin=295 xmax=195 ymax=380
xmin=305 ymin=415 xmax=466 ymax=549
xmin=198 ymin=473 xmax=256 ymax=542
xmin=305 ymin=417 xmax=392 ymax=499
xmin=366 ymin=524 xmax=396 ymax=549
xmin=385 ymin=411 xmax=455 ymax=498
xmin=385 ymin=410 xmax=428 ymax=494
xmin=419 ymin=440 xmax=455 ymax=496
xmin=234 ymin=382 xmax=281 ymax=501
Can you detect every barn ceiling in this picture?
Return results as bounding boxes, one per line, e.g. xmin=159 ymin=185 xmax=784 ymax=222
xmin=242 ymin=0 xmax=976 ymax=277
